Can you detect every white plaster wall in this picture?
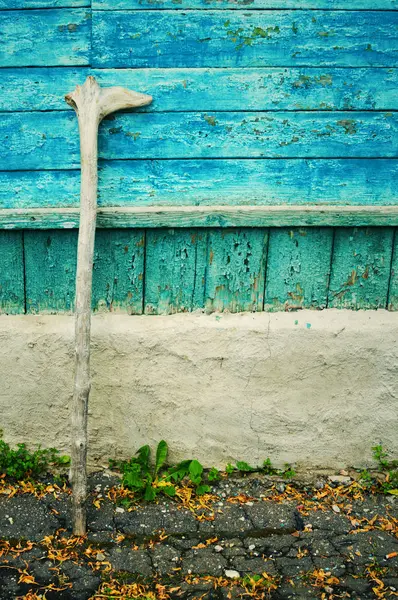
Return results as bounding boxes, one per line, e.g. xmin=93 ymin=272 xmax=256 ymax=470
xmin=0 ymin=310 xmax=397 ymax=470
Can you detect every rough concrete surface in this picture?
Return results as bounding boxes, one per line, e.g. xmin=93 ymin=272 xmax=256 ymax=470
xmin=0 ymin=473 xmax=397 ymax=599
xmin=0 ymin=310 xmax=397 ymax=469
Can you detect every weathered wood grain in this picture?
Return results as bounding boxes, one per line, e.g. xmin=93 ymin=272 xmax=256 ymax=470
xmin=387 ymin=230 xmax=398 ymax=310
xmin=1 ymin=1 xmax=89 ymax=6
xmin=2 ymin=111 xmax=396 ymax=170
xmin=264 ymin=227 xmax=333 ymax=310
xmin=24 ymin=229 xmax=145 ymax=313
xmin=205 ymin=228 xmax=268 ymax=312
xmin=0 ymin=231 xmax=24 ymax=314
xmin=2 ymin=159 xmax=397 ymax=210
xmin=3 ymin=205 xmax=398 ymax=230
xmin=93 ymin=0 xmax=398 ymax=9
xmin=91 ymin=229 xmax=145 ymax=314
xmin=328 ymin=227 xmax=394 ymax=309
xmin=24 ymin=230 xmax=77 ymax=313
xmin=2 ymin=67 xmax=397 ymax=112
xmin=144 ymin=229 xmax=208 ymax=314
xmin=92 ymin=10 xmax=398 ymax=68
xmin=0 ymin=9 xmax=91 ymax=67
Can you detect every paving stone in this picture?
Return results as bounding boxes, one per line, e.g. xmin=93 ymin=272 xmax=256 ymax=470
xmin=302 ymin=510 xmax=352 ymax=534
xmin=115 ymin=504 xmax=198 ymax=536
xmin=263 ymin=534 xmax=298 ymax=557
xmin=230 ymin=555 xmax=277 ymax=575
xmin=311 ymin=556 xmax=347 ymax=576
xmin=0 ymin=496 xmax=60 ymax=541
xmin=198 ymin=505 xmax=252 ymax=535
xmin=182 ymin=547 xmax=228 ymax=576
xmin=108 ymin=547 xmax=153 ymax=576
xmin=309 ymin=535 xmax=338 ymax=557
xmin=151 ymin=544 xmax=181 ymax=575
xmin=244 ymin=502 xmax=296 ymax=531
xmin=61 ymin=561 xmax=102 ymax=600
xmin=275 ymin=556 xmax=313 ymax=577
xmin=87 ymin=500 xmax=115 ymax=532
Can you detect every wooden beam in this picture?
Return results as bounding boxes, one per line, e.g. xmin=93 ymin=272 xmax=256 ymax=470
xmin=1 ymin=205 xmax=398 ymax=229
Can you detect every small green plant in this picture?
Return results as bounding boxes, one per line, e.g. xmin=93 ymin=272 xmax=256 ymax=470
xmin=225 ymin=458 xmax=295 ymax=479
xmin=359 ymin=444 xmax=398 ymax=495
xmin=111 ymin=441 xmax=212 ymax=501
xmin=0 ymin=436 xmax=70 ymax=480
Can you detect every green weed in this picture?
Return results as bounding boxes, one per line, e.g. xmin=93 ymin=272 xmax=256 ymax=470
xmin=0 ymin=435 xmax=70 ymax=480
xmin=110 ymin=441 xmax=214 ymax=501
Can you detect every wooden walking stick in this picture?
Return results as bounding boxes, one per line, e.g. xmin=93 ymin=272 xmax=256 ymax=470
xmin=65 ymin=76 xmax=152 ymax=535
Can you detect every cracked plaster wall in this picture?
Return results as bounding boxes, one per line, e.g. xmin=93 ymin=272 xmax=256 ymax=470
xmin=0 ymin=310 xmax=397 ymax=470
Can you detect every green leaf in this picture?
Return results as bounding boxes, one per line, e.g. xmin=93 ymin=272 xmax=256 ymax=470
xmin=57 ymin=455 xmax=71 ymax=465
xmin=208 ymin=467 xmax=220 ymax=482
xmin=225 ymin=463 xmax=234 ymax=474
xmin=136 ymin=445 xmax=151 ymax=470
xmin=189 ymin=460 xmax=203 ymax=484
xmin=144 ymin=484 xmax=157 ymax=502
xmin=168 ymin=460 xmax=191 ymax=482
xmin=386 ymin=489 xmax=398 ymax=495
xmin=123 ymin=464 xmax=144 ymax=489
xmin=155 ymin=440 xmax=168 ymax=475
xmin=162 ymin=485 xmax=176 ymax=497
xmin=236 ymin=461 xmax=254 ymax=472
xmin=196 ymin=484 xmax=211 ymax=496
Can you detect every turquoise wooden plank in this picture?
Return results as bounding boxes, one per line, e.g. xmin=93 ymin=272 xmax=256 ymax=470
xmin=2 ymin=67 xmax=397 ymax=112
xmin=0 ymin=231 xmax=24 ymax=314
xmin=24 ymin=230 xmax=145 ymax=313
xmin=205 ymin=228 xmax=268 ymax=312
xmin=144 ymin=229 xmax=207 ymax=314
xmin=92 ymin=10 xmax=398 ymax=68
xmin=2 ymin=112 xmax=397 ymax=170
xmin=0 ymin=170 xmax=81 ymax=209
xmin=387 ymin=230 xmax=398 ymax=310
xmin=92 ymin=229 xmax=145 ymax=314
xmin=264 ymin=227 xmax=333 ymax=310
xmin=0 ymin=9 xmax=90 ymax=67
xmin=1 ymin=1 xmax=89 ymax=6
xmin=93 ymin=0 xmax=398 ymax=8
xmin=2 ymin=159 xmax=397 ymax=210
xmin=328 ymin=227 xmax=394 ymax=309
xmin=24 ymin=230 xmax=77 ymax=313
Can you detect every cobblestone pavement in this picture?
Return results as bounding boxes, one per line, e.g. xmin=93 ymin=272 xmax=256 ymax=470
xmin=0 ymin=473 xmax=397 ymax=599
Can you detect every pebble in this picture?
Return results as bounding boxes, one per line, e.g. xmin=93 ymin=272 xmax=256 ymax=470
xmin=332 ymin=505 xmax=341 ymax=513
xmin=96 ymin=552 xmax=106 ymax=561
xmin=115 ymin=507 xmax=125 ymax=513
xmin=328 ymin=475 xmax=351 ymax=485
xmin=248 ymin=544 xmax=256 ymax=551
xmin=214 ymin=545 xmax=223 ymax=553
xmin=225 ymin=570 xmax=240 ymax=579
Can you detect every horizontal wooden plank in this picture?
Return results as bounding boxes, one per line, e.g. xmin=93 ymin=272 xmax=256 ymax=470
xmin=0 ymin=9 xmax=91 ymax=67
xmin=93 ymin=0 xmax=398 ymax=9
xmin=2 ymin=205 xmax=398 ymax=229
xmin=92 ymin=10 xmax=398 ymax=68
xmin=2 ymin=111 xmax=396 ymax=170
xmin=0 ymin=1 xmax=89 ymax=7
xmin=2 ymin=159 xmax=397 ymax=210
xmin=2 ymin=67 xmax=397 ymax=113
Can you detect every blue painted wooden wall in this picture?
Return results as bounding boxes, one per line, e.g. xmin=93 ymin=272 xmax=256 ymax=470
xmin=0 ymin=0 xmax=397 ymax=314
